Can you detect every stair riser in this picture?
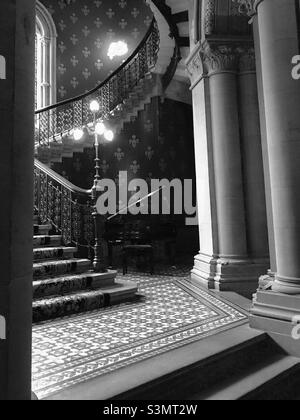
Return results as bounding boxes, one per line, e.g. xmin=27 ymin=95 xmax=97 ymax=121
xmin=33 ymin=275 xmax=116 ymax=299
xmin=242 ymin=366 xmax=300 ymax=400
xmin=33 ymin=248 xmax=76 ymax=262
xmin=33 ymin=287 xmax=138 ymax=323
xmin=33 ymin=236 xmax=62 ymax=247
xmin=33 ymin=293 xmax=105 ymax=323
xmin=106 ymin=289 xmax=139 ymax=306
xmin=34 ymin=225 xmax=52 ymax=236
xmin=112 ymin=336 xmax=279 ymax=400
xmin=33 ymin=260 xmax=90 ymax=279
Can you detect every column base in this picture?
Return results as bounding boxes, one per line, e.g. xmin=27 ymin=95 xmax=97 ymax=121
xmin=191 ymin=253 xmax=270 ymax=294
xmin=250 ymin=290 xmax=300 ymax=357
xmin=272 ymin=276 xmax=300 ymax=295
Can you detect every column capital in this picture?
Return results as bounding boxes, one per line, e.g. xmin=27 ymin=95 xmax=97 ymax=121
xmin=202 ymin=42 xmax=240 ymax=75
xmin=186 ymin=44 xmax=204 ymax=83
xmin=202 ymin=42 xmax=255 ymax=76
xmin=187 ymin=42 xmax=255 ymax=85
xmin=239 ymin=47 xmax=256 ymax=73
xmin=232 ymin=0 xmax=264 ymax=18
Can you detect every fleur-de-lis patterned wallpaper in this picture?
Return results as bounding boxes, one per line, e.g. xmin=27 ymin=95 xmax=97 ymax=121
xmin=41 ymin=0 xmax=153 ymax=101
xmin=51 ymin=96 xmax=198 ymax=255
xmin=52 ymin=96 xmax=196 ymax=210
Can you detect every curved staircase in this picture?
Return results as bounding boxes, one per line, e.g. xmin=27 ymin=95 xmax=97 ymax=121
xmin=35 ymin=1 xmax=190 ymax=165
xmin=32 ymin=0 xmax=191 ymax=322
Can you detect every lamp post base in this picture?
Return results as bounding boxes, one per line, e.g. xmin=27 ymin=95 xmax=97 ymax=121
xmin=92 ymin=211 xmax=106 ymax=273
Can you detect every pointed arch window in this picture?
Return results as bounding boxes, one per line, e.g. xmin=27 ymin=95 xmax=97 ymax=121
xmin=35 ymin=1 xmax=57 ymax=109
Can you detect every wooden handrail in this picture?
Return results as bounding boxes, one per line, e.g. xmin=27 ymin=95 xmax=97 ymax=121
xmin=34 ymin=159 xmax=90 ymax=196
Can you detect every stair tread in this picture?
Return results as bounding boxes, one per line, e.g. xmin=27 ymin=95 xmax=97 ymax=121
xmin=33 ymin=259 xmax=91 ymax=277
xmin=33 ymin=289 xmax=105 ymax=304
xmin=196 ymin=356 xmax=300 ymax=401
xmin=33 ymin=246 xmax=77 ymax=253
xmin=33 ymin=270 xmax=117 ymax=283
xmin=33 ymin=258 xmax=90 ymax=267
xmin=33 ymin=235 xmax=62 ymax=240
xmin=32 ymin=271 xmax=118 ymax=296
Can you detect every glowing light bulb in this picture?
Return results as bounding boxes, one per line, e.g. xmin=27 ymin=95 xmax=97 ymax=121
xmin=95 ymin=122 xmax=106 ymax=136
xmin=90 ymin=100 xmax=100 ymax=113
xmin=107 ymin=41 xmax=129 ymax=60
xmin=73 ymin=128 xmax=84 ymax=141
xmin=104 ymin=130 xmax=114 ymax=142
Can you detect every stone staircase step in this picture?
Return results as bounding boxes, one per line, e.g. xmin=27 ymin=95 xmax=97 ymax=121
xmin=34 ymin=224 xmax=52 ymax=236
xmin=101 ymin=280 xmax=139 ymax=306
xmin=33 ymin=270 xmax=118 ymax=299
xmin=33 ymin=258 xmax=91 ymax=279
xmin=32 ymin=280 xmax=138 ymax=323
xmin=33 ymin=246 xmax=77 ymax=262
xmin=33 ymin=289 xmax=105 ymax=323
xmin=33 ymin=235 xmax=62 ymax=247
xmin=199 ymin=355 xmax=300 ymax=400
xmin=112 ymin=327 xmax=287 ymax=400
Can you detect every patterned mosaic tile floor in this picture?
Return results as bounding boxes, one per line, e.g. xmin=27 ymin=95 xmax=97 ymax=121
xmin=32 ymin=271 xmax=248 ymax=400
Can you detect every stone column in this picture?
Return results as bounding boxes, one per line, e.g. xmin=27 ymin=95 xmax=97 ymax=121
xmin=248 ymin=0 xmax=300 ymax=356
xmin=0 ymin=0 xmax=35 ymax=399
xmin=204 ymin=44 xmax=248 ymax=259
xmin=238 ymin=48 xmax=269 ymax=268
xmin=253 ymin=0 xmax=300 ymax=294
xmin=252 ymin=16 xmax=278 ymax=286
xmin=187 ymin=41 xmax=266 ymax=293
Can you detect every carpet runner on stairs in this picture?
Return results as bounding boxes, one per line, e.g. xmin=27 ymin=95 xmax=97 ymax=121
xmin=33 ymin=222 xmax=138 ymax=324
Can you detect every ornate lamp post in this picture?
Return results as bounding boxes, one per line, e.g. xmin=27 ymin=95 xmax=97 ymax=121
xmin=74 ymin=100 xmax=114 ymax=272
xmin=89 ymin=100 xmax=114 ymax=272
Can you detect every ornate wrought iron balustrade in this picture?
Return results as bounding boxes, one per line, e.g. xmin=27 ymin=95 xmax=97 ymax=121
xmin=34 ymin=159 xmax=94 ymax=255
xmin=35 ymin=19 xmax=159 ymax=146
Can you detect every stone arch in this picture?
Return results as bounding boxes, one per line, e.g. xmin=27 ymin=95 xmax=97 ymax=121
xmin=36 ymin=0 xmax=57 ymax=108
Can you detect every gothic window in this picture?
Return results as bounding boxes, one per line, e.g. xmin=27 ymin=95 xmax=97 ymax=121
xmin=35 ymin=1 xmax=57 ymax=109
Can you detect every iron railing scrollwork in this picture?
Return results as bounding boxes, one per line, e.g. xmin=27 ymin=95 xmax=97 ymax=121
xmin=35 ymin=19 xmax=160 ymax=146
xmin=34 ymin=159 xmax=94 ymax=256
xmin=151 ymin=0 xmax=183 ymax=89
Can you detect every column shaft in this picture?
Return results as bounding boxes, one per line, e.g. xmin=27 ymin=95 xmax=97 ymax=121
xmin=250 ymin=0 xmax=300 ymax=356
xmin=238 ymin=61 xmax=269 ymax=262
xmin=209 ymin=71 xmax=248 ymax=258
xmin=258 ymin=0 xmax=300 ymax=294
